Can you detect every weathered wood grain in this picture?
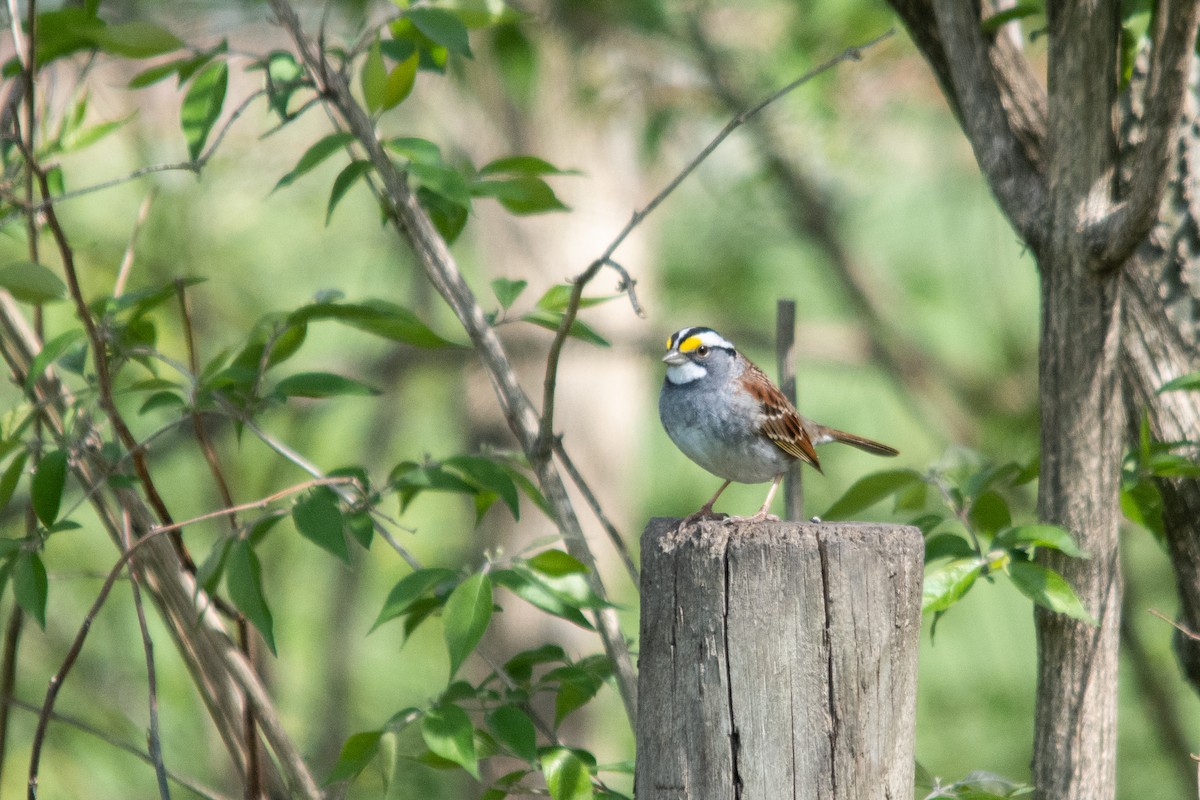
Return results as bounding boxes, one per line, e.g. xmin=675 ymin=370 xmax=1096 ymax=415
xmin=635 ymin=518 xmax=923 ymax=800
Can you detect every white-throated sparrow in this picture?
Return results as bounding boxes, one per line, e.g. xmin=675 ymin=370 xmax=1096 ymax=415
xmin=659 ymin=326 xmax=898 ymax=522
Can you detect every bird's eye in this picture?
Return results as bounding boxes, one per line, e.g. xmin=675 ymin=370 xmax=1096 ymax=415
xmin=696 ymin=345 xmax=710 ymax=357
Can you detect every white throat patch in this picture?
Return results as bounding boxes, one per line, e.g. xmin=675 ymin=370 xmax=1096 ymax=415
xmin=666 ymin=361 xmax=707 ymax=384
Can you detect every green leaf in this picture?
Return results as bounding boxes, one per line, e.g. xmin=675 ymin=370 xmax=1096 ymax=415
xmin=274 ymin=132 xmax=356 ymax=191
xmin=226 ymin=540 xmax=276 ymax=654
xmin=0 ymin=261 xmax=67 ymax=304
xmin=383 ymin=52 xmax=419 ymax=110
xmin=195 ymin=537 xmax=232 ymax=596
xmin=823 ymin=468 xmax=925 ymax=520
xmin=527 ymin=549 xmax=588 ymax=577
xmin=445 ymin=455 xmax=521 ymax=519
xmin=138 ymin=391 xmax=186 ymax=415
xmin=993 ymin=524 xmax=1086 ymax=558
xmin=492 ymin=278 xmax=528 ymax=310
xmin=443 ymin=572 xmax=493 ymax=677
xmin=288 ymin=300 xmax=458 ymax=348
xmin=0 ymin=451 xmax=29 ymax=513
xmin=1121 ymin=480 xmax=1164 ymax=538
xmin=391 ymin=461 xmax=479 ymax=511
xmin=1158 ymin=371 xmax=1200 ymax=393
xmin=31 ymin=450 xmax=68 ymax=527
xmin=491 ymin=569 xmax=594 ymax=630
xmin=361 ymin=40 xmax=388 ymax=114
xmin=924 ymin=532 xmax=975 ymax=563
xmin=551 ymin=665 xmax=605 ymax=724
xmin=520 ymin=309 xmax=610 ymax=347
xmin=408 ymin=160 xmax=472 ymax=208
xmin=541 ymin=748 xmax=594 ymax=800
xmin=89 ymin=21 xmax=182 ymax=58
xmin=515 ymin=563 xmax=610 ymax=610
xmin=181 ymin=62 xmax=227 ymax=161
xmin=480 ymin=155 xmax=574 ymax=177
xmin=1006 ymin=560 xmax=1096 ymax=623
xmin=503 ymin=644 xmax=568 ymax=682
xmin=292 ymin=489 xmax=349 ymax=562
xmin=968 ymin=491 xmax=1011 ymax=537
xmin=326 ymin=730 xmax=382 ymax=784
xmin=346 ymin=510 xmax=374 ymax=549
xmin=26 ymin=329 xmax=86 ymax=392
xmin=14 ymin=551 xmax=48 ymax=629
xmin=417 ymin=186 xmax=470 ymax=243
xmin=371 ymin=567 xmax=458 ymax=631
xmin=486 ymin=705 xmax=538 ymax=763
xmin=1147 ymin=452 xmax=1200 ymax=478
xmin=533 ymin=283 xmax=613 ymax=312
xmin=421 ymin=703 xmax=479 ymax=778
xmin=404 ymin=8 xmax=473 ymax=58
xmin=472 ymin=176 xmax=569 ymax=214
xmin=980 ymin=0 xmax=1044 ymax=33
xmin=326 ymin=160 xmax=375 ymax=224
xmin=922 ymin=558 xmax=983 ymax=613
xmin=384 ymin=136 xmax=444 ymax=165
xmin=275 ymin=371 xmax=379 ymax=399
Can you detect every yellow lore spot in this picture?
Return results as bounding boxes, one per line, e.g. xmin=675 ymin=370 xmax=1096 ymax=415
xmin=678 ymin=336 xmax=703 ymax=353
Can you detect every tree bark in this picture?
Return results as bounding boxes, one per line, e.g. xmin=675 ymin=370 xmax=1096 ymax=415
xmin=635 ymin=518 xmax=923 ymax=800
xmin=1030 ymin=6 xmax=1126 ymax=799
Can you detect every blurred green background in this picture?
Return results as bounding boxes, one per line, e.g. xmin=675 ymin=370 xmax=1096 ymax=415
xmin=0 ymin=0 xmax=1195 ymax=798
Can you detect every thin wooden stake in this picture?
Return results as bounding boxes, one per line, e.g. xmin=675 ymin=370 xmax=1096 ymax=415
xmin=776 ymin=299 xmax=803 ymax=520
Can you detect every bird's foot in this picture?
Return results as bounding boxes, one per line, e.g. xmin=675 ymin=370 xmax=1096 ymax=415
xmin=726 ymin=511 xmax=781 ymax=524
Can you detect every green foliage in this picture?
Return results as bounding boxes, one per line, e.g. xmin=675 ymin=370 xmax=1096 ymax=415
xmin=916 ymin=764 xmax=1033 ymax=799
xmin=825 ymin=454 xmax=1093 ymax=633
xmin=1120 ymin=413 xmax=1200 ymax=540
xmin=226 ymin=540 xmax=276 ymax=655
xmin=181 ymin=62 xmax=227 ymax=160
xmin=30 ymin=450 xmax=68 ymax=528
xmin=0 ymin=261 xmax=67 ymax=304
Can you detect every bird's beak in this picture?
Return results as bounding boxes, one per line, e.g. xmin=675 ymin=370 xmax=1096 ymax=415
xmin=662 ymin=351 xmax=687 ymax=366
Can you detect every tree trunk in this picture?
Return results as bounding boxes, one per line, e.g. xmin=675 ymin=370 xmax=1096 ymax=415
xmin=635 ymin=518 xmax=923 ymax=800
xmin=1031 ymin=5 xmax=1125 ymax=799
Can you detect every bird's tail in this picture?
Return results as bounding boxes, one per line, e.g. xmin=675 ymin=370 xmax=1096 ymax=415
xmin=812 ymin=425 xmax=899 ymax=457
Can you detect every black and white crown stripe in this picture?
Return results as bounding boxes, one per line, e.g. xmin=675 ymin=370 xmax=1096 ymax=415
xmin=666 ymin=327 xmax=737 ymax=355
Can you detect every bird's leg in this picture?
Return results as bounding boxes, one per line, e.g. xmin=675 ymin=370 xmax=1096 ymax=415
xmin=682 ymin=480 xmax=732 ymax=524
xmin=742 ymin=473 xmax=785 ymax=523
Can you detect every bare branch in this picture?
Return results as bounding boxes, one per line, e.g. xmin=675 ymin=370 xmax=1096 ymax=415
xmin=119 ymin=512 xmax=172 ymax=800
xmin=536 ymin=29 xmax=896 ymax=451
xmin=932 ymin=0 xmax=1048 ymax=250
xmin=1092 ymin=1 xmax=1200 ymax=265
xmin=28 ymin=524 xmax=176 ymax=797
xmin=266 ymin=0 xmax=640 ymax=722
xmin=114 ymin=191 xmax=156 ymax=298
xmin=553 ymin=440 xmax=638 ymax=586
xmin=4 ymin=698 xmax=233 ymax=800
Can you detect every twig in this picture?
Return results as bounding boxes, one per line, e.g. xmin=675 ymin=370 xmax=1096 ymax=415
xmin=1149 ymin=607 xmax=1200 ymax=641
xmin=4 ymin=698 xmax=232 ymax=800
xmin=535 ymin=29 xmax=896 ymax=452
xmin=552 ymin=440 xmax=638 ymax=586
xmin=268 ymin=0 xmax=638 ymax=723
xmin=26 ymin=155 xmax=190 ymax=563
xmin=237 ymin=620 xmax=263 ymax=800
xmin=0 ymin=88 xmax=267 ymax=230
xmin=0 ymin=601 xmax=23 ymax=788
xmin=176 ymin=280 xmax=265 ymax=800
xmin=119 ymin=511 xmax=171 ymax=800
xmin=28 ymin=524 xmax=175 ymax=798
xmin=114 ymin=191 xmax=156 ymax=298
xmin=151 ymin=477 xmax=361 ymax=538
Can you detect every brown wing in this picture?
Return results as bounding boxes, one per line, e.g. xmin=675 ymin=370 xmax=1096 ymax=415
xmin=738 ymin=361 xmax=822 ymax=470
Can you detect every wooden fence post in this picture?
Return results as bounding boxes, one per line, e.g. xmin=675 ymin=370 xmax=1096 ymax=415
xmin=635 ymin=517 xmax=924 ymax=799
